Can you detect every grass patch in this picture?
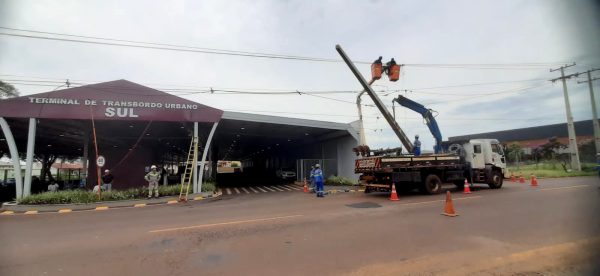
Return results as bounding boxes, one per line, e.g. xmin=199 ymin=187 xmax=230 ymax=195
xmin=18 ymin=183 xmax=217 ymax=205
xmin=508 ymin=162 xmax=597 ymax=178
xmin=325 ymin=176 xmax=358 ymax=186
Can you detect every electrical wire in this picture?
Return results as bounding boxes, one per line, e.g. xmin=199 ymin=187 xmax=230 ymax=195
xmin=0 ymin=27 xmax=571 ymax=68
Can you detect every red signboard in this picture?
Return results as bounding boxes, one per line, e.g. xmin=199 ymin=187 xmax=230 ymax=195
xmin=0 ymin=79 xmax=223 ymax=122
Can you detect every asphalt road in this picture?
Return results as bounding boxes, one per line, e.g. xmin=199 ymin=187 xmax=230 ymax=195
xmin=1 ymin=177 xmax=599 ymax=275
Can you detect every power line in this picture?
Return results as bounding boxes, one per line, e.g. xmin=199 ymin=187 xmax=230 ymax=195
xmin=0 ymin=27 xmax=570 ymax=69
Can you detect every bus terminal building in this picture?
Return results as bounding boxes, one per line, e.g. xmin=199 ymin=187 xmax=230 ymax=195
xmin=0 ymin=80 xmax=359 ymax=199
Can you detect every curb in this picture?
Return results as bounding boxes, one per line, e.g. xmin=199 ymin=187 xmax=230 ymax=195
xmin=0 ymin=192 xmax=221 ymax=215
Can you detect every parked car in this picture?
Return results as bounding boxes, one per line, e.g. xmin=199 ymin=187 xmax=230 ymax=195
xmin=276 ymin=169 xmax=296 ymax=180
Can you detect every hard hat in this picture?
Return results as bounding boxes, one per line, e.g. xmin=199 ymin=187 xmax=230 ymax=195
xmin=315 ymin=164 xmax=320 ymax=168
xmin=104 ymin=169 xmax=109 ymax=173
xmin=151 ymin=165 xmax=157 ymax=169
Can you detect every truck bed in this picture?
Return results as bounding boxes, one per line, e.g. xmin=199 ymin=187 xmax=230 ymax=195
xmin=355 ymin=154 xmax=464 ymax=173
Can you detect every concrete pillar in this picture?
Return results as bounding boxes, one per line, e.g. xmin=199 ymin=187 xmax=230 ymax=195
xmin=193 ymin=122 xmax=199 ymax=193
xmin=23 ymin=118 xmax=36 ymax=197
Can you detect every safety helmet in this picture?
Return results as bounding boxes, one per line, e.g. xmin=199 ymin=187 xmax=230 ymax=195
xmin=104 ymin=169 xmax=110 ymax=173
xmin=315 ymin=164 xmax=320 ymax=168
xmin=151 ymin=165 xmax=157 ymax=169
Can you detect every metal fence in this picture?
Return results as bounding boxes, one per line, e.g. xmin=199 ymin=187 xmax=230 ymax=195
xmin=296 ymin=159 xmax=338 ymax=182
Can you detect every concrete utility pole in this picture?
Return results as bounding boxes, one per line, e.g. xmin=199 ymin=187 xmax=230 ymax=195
xmin=577 ymin=69 xmax=600 ymax=155
xmin=550 ymin=63 xmax=581 ymax=171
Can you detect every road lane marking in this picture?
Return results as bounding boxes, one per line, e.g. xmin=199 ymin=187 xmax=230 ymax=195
xmin=58 ymin=209 xmax=72 ymax=213
xmin=249 ymin=186 xmax=260 ymax=193
xmin=134 ymin=203 xmax=146 ymax=208
xmin=95 ymin=206 xmax=109 ymax=211
xmin=256 ymin=186 xmax=268 ymax=192
xmin=241 ymin=187 xmax=250 ymax=194
xmin=234 ymin=187 xmax=241 ymax=194
xmin=226 ymin=188 xmax=232 ymax=195
xmin=262 ymin=186 xmax=276 ymax=192
xmin=167 ymin=200 xmax=178 ymax=204
xmin=272 ymin=186 xmax=285 ymax=192
xmin=148 ymin=214 xmax=304 ymax=233
xmin=538 ymin=185 xmax=589 ymax=191
xmin=283 ymin=185 xmax=301 ymax=190
xmin=401 ymin=196 xmax=482 ymax=206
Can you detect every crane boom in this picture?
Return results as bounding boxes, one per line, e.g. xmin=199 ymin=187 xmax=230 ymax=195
xmin=335 ymin=45 xmax=414 ymax=153
xmin=393 ymin=95 xmax=443 ymax=153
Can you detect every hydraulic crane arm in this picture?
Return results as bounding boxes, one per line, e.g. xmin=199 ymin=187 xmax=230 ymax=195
xmin=336 ymin=45 xmax=414 ymax=153
xmin=392 ymin=95 xmax=443 ymax=153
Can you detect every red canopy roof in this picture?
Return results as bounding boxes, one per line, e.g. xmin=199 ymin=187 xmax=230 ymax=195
xmin=0 ymin=80 xmax=223 ymax=122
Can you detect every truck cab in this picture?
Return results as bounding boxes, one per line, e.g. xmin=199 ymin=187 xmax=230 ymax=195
xmin=461 ymin=139 xmax=508 ymax=188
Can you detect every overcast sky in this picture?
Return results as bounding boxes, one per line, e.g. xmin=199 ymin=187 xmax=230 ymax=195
xmin=1 ymin=0 xmax=599 ymax=151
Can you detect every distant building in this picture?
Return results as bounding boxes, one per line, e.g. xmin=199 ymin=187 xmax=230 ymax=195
xmin=448 ymin=120 xmax=594 ymax=155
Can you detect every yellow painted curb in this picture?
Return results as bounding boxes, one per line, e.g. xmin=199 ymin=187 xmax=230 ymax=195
xmin=350 ymin=190 xmax=356 ymax=193
xmin=167 ymin=200 xmax=178 ymax=204
xmin=58 ymin=209 xmax=72 ymax=213
xmin=24 ymin=210 xmax=38 ymax=215
xmin=134 ymin=203 xmax=146 ymax=208
xmin=1 ymin=211 xmax=15 ymax=215
xmin=358 ymin=189 xmax=365 ymax=192
xmin=194 ymin=196 xmax=204 ymax=200
xmin=95 ymin=206 xmax=109 ymax=211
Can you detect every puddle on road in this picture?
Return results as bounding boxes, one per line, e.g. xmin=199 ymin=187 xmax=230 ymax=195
xmin=346 ymin=202 xmax=382 ymax=208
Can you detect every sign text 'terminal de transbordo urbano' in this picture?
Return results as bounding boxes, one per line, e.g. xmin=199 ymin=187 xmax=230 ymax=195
xmin=28 ymin=97 xmax=199 ymax=118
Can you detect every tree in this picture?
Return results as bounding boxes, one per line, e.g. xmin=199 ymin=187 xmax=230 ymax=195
xmin=507 ymin=143 xmax=523 ymax=169
xmin=36 ymin=153 xmax=58 ymax=183
xmin=0 ymin=81 xmax=19 ymax=99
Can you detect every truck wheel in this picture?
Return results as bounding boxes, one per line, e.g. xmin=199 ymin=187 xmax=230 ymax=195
xmin=421 ymin=174 xmax=442 ymax=194
xmin=488 ymin=171 xmax=503 ymax=189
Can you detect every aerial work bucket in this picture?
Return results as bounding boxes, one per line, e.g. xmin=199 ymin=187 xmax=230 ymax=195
xmin=387 ymin=58 xmax=400 ymax=82
xmin=371 ymin=56 xmax=383 ymax=80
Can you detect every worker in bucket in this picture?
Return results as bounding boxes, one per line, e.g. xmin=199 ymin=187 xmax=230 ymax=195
xmin=314 ymin=164 xmax=325 ymax=197
xmin=413 ymin=135 xmax=422 ymax=156
xmin=144 ymin=165 xmax=161 ymax=199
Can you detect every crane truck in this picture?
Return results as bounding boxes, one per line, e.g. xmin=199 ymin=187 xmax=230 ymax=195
xmin=336 ymin=45 xmax=508 ymax=194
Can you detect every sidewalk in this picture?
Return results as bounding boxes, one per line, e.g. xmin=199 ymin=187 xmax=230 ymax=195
xmin=1 ymin=192 xmax=220 ymax=214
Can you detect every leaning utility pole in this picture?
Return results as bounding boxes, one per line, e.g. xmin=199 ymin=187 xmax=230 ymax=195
xmin=550 ymin=63 xmax=581 ymax=171
xmin=577 ymin=69 xmax=600 ymax=155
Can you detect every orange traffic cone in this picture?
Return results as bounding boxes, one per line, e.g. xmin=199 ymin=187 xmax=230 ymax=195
xmin=519 ymin=175 xmax=525 ymax=183
xmin=510 ymin=174 xmax=516 ymax=182
xmin=463 ymin=178 xmax=472 ymax=194
xmin=530 ymin=175 xmax=538 ymax=187
xmin=441 ymin=191 xmax=458 ymax=217
xmin=389 ymin=183 xmax=399 ymax=201
xmin=303 ymin=178 xmax=309 ymax=193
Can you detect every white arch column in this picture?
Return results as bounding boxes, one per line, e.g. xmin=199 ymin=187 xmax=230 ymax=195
xmin=197 ymin=122 xmax=218 ymax=194
xmin=0 ymin=117 xmax=23 ymax=200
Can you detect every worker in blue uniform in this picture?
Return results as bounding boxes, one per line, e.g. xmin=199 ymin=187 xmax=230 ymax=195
xmin=309 ymin=165 xmax=316 ymax=193
xmin=314 ymin=164 xmax=324 ymax=197
xmin=413 ymin=135 xmax=422 ymax=156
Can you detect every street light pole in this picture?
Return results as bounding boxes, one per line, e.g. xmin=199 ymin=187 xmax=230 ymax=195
xmin=550 ymin=63 xmax=581 ymax=171
xmin=577 ymin=69 xmax=600 ymax=154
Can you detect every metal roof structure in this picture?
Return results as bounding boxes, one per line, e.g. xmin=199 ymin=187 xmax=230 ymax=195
xmin=0 ymin=79 xmax=223 ymax=122
xmin=448 ymin=120 xmax=594 ymax=142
